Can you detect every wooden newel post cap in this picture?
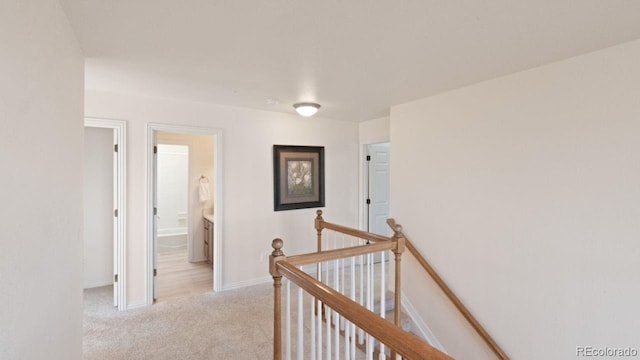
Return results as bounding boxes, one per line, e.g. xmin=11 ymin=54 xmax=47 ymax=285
xmin=316 ymin=210 xmax=323 ymax=217
xmin=394 ymin=224 xmax=403 ymax=233
xmin=272 ymin=238 xmax=284 ymax=256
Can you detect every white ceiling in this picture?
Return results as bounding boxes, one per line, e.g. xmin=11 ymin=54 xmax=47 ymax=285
xmin=60 ymin=0 xmax=640 ymax=121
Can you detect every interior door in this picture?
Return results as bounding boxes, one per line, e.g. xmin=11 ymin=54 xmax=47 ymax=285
xmin=367 ymin=143 xmax=390 ymax=236
xmin=112 ymin=131 xmax=119 ymax=307
xmin=152 ymin=137 xmax=159 ymax=300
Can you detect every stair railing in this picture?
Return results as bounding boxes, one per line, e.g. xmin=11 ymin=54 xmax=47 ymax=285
xmin=270 ymin=210 xmax=451 ymax=360
xmin=314 ymin=209 xmax=400 ymax=358
xmin=386 ymin=219 xmax=510 ymax=360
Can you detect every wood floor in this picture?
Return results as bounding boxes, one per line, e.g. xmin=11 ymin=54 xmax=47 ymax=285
xmin=156 ymin=249 xmax=213 ymax=303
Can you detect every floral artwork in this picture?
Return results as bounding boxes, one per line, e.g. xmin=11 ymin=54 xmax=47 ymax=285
xmin=273 ymin=145 xmax=325 ymax=211
xmin=287 ymin=160 xmax=313 ymax=196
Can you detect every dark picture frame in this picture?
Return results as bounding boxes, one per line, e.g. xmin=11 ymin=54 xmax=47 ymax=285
xmin=273 ymin=145 xmax=325 ymax=211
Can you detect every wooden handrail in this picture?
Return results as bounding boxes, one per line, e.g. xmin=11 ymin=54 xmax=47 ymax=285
xmin=387 ymin=219 xmax=510 ymax=360
xmin=287 ymin=241 xmax=396 ymax=267
xmin=277 ymin=260 xmax=453 ymax=360
xmin=315 ymin=210 xmax=393 ymax=244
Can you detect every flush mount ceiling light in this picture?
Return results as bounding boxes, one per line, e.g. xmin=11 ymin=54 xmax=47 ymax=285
xmin=293 ymin=102 xmax=321 ymax=117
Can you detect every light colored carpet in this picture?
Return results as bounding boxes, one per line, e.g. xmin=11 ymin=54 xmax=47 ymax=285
xmin=83 ymin=284 xmax=275 ymax=360
xmin=84 ymin=263 xmax=390 ymax=359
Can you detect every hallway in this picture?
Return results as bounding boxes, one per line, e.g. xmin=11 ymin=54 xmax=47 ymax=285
xmin=82 ymin=283 xmax=272 ymax=359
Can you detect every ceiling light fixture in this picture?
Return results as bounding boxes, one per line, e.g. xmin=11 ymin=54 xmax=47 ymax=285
xmin=293 ymin=102 xmax=321 ymax=117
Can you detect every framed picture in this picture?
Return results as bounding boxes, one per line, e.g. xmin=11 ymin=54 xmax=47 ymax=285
xmin=273 ymin=145 xmax=325 ymax=211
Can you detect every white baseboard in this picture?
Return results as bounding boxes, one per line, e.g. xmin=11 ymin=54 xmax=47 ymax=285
xmin=222 ymin=276 xmax=271 ymax=291
xmin=83 ymin=280 xmax=112 ymax=289
xmin=401 ymin=293 xmax=447 ymax=353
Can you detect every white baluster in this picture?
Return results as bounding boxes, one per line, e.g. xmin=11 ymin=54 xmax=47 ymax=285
xmin=350 ymin=245 xmax=357 ymax=358
xmin=379 ymin=250 xmax=386 ymax=359
xmin=325 ymin=259 xmax=331 ymax=360
xmin=334 ymin=258 xmax=340 ymax=360
xmin=286 ymin=279 xmax=291 ymax=360
xmin=344 ymin=318 xmax=350 ymax=360
xmin=326 ymin=305 xmax=331 ymax=360
xmin=369 ymin=253 xmax=373 ymax=312
xmin=367 ymin=252 xmax=375 ymax=359
xmin=311 ymin=296 xmax=316 ymax=360
xmin=317 ymin=299 xmax=322 ymax=360
xmin=324 ymin=244 xmax=331 ymax=360
xmin=315 ymin=255 xmax=322 ymax=360
xmin=350 ymin=320 xmax=356 ymax=359
xmin=358 ymin=249 xmax=364 ymax=345
xmin=298 ymin=285 xmax=303 ymax=360
xmin=339 ymin=235 xmax=346 ymax=331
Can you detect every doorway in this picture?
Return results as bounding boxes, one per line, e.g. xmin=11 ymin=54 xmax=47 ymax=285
xmin=147 ymin=124 xmax=222 ymax=305
xmin=83 ymin=118 xmax=126 ymax=311
xmin=156 ymin=144 xmax=190 ymax=258
xmin=364 ymin=142 xmax=390 ymax=236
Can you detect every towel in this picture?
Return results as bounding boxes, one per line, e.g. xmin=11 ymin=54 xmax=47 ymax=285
xmin=198 ymin=178 xmax=210 ymax=203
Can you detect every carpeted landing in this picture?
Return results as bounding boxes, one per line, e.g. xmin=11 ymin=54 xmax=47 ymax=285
xmin=83 ymin=284 xmax=274 ymax=359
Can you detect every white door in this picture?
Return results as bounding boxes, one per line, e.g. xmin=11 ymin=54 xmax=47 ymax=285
xmin=152 ymin=139 xmax=159 ymax=300
xmin=367 ymin=143 xmax=390 ymax=236
xmin=112 ymin=131 xmax=119 ymax=307
xmin=85 ymin=118 xmax=126 ymax=310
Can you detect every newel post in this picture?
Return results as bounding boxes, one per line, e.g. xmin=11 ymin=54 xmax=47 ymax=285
xmin=270 ymin=238 xmax=286 ymax=360
xmin=391 ymin=223 xmax=406 ymax=359
xmin=315 ymin=209 xmax=324 ymax=252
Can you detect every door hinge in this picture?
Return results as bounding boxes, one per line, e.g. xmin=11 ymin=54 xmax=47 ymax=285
xmin=114 ymin=274 xmax=118 ymax=282
xmin=114 ymin=209 xmax=118 ymax=217
xmin=114 ymin=144 xmax=118 ymax=152
xmin=366 ymin=199 xmax=371 ymax=205
xmin=153 ymin=207 xmax=157 ymax=216
xmin=153 ymin=145 xmax=157 ymax=154
xmin=153 ymin=269 xmax=157 ymax=276
xmin=366 ymin=155 xmax=371 ymax=161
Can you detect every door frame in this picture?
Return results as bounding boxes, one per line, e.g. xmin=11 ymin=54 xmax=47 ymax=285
xmin=84 ymin=118 xmax=127 ymax=311
xmin=146 ymin=123 xmax=223 ymax=305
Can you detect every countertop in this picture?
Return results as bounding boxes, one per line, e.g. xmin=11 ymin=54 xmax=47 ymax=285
xmin=203 ymin=214 xmax=214 ymax=223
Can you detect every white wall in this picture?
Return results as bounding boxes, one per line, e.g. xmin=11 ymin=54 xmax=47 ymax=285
xmin=391 ymin=39 xmax=640 ymax=359
xmin=0 ymin=1 xmax=84 ymax=359
xmin=85 ymin=90 xmax=359 ymax=306
xmin=156 ymin=132 xmax=215 ymax=261
xmin=83 ymin=127 xmax=114 ymax=289
xmin=359 ymin=116 xmax=390 ymax=145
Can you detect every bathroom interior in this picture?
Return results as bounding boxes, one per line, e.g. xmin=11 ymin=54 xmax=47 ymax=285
xmin=155 ymin=131 xmax=215 ymax=300
xmin=156 ymin=143 xmax=190 ymax=254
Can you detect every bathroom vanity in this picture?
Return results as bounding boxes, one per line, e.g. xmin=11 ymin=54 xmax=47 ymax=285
xmin=203 ymin=215 xmax=214 ymax=267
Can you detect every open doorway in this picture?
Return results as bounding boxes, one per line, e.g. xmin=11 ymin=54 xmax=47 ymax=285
xmin=156 ymin=144 xmax=190 ymax=258
xmin=83 ymin=118 xmax=126 ymax=311
xmin=147 ymin=125 xmax=221 ymax=305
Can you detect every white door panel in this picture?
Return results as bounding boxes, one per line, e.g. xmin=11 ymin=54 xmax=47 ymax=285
xmin=367 ymin=143 xmax=390 ymax=237
xmin=112 ymin=132 xmax=118 ymax=307
xmin=152 ymin=140 xmax=158 ymax=300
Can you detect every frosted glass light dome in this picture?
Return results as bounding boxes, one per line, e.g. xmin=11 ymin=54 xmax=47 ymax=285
xmin=293 ymin=102 xmax=320 ymax=117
